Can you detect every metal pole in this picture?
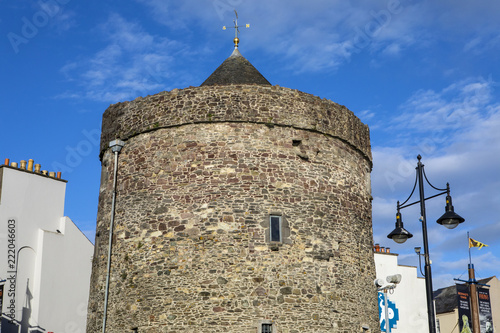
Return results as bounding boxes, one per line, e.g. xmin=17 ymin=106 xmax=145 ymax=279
xmin=102 ymin=140 xmax=125 ymax=333
xmin=384 ymin=288 xmax=391 ymax=333
xmin=417 ymin=156 xmax=437 ymax=333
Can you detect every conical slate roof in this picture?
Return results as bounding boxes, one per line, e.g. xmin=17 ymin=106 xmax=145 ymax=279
xmin=201 ymin=48 xmax=271 ymax=86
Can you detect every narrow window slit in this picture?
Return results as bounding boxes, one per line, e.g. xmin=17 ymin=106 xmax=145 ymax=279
xmin=270 ymin=215 xmax=281 ymax=242
xmin=262 ymin=323 xmax=273 ymax=333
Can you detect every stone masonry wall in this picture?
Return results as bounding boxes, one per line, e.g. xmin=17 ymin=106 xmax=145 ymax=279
xmin=99 ymin=85 xmax=372 ymax=164
xmin=87 ymin=85 xmax=379 ymax=333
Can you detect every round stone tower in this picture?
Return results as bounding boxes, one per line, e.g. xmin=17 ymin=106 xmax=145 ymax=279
xmin=86 ymin=43 xmax=379 ymax=332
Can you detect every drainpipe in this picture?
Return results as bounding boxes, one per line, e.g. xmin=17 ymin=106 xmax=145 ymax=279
xmin=102 ymin=139 xmax=125 ymax=333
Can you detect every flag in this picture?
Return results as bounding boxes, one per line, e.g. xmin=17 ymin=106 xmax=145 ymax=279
xmin=469 ymin=238 xmax=488 ymax=249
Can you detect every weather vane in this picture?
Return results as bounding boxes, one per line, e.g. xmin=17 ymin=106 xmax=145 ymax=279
xmin=223 ymin=10 xmax=249 ymax=48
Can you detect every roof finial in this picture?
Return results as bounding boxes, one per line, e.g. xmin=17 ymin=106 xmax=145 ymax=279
xmin=222 ymin=10 xmax=249 ymax=48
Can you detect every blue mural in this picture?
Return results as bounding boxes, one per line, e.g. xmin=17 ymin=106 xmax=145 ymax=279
xmin=378 ymin=292 xmax=400 ymax=332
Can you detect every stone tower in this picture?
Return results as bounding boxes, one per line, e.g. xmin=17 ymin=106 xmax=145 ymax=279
xmin=86 ymin=40 xmax=379 ymax=332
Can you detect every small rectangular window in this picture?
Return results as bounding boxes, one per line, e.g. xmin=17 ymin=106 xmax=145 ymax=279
xmin=262 ymin=323 xmax=273 ymax=333
xmin=270 ymin=215 xmax=281 ymax=242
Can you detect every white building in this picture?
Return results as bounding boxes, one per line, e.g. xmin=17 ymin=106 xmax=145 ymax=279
xmin=374 ymin=245 xmax=429 ymax=333
xmin=0 ymin=159 xmax=93 ymax=333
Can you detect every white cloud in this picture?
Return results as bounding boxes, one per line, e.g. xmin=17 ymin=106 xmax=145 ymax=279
xmin=133 ymin=0 xmax=421 ymax=72
xmin=381 ymin=77 xmax=497 ymax=155
xmin=371 ymin=148 xmax=416 ymax=194
xmin=464 ymin=37 xmax=483 ymax=53
xmin=358 ymin=109 xmax=376 ymax=121
xmin=382 ymin=43 xmax=402 ymax=56
xmin=134 ymin=0 xmax=500 ymax=74
xmin=438 ymin=251 xmax=500 ymax=278
xmin=58 ymin=14 xmax=194 ymax=102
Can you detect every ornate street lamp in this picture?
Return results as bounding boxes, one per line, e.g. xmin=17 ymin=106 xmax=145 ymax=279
xmin=387 ymin=155 xmax=464 ymax=333
xmin=387 ymin=210 xmax=413 ymax=244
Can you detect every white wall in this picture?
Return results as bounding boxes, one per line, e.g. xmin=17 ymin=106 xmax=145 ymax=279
xmin=374 ymin=251 xmax=429 ymax=333
xmin=488 ymin=277 xmax=500 ymax=333
xmin=0 ymin=166 xmax=93 ymax=332
xmin=36 ymin=217 xmax=93 ymax=332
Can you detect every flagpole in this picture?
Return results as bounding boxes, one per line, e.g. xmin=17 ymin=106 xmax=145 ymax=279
xmin=469 ymin=262 xmax=480 ymax=333
xmin=456 ymin=235 xmax=489 ymax=333
xmin=468 ymin=231 xmax=472 ymax=265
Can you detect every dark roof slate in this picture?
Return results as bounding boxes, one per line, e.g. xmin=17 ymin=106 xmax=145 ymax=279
xmin=434 ymin=284 xmax=458 ymax=314
xmin=201 ymin=48 xmax=271 ymax=86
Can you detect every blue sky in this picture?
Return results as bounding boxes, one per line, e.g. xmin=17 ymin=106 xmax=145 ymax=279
xmin=1 ymin=0 xmax=499 ymax=289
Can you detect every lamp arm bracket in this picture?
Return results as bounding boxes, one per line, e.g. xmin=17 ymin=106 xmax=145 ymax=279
xmin=399 ymin=171 xmax=418 ymax=207
xmin=422 ymin=167 xmax=447 ymax=192
xmin=399 ymin=190 xmax=448 ymax=210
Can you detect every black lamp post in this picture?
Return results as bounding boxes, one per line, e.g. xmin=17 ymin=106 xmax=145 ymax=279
xmin=387 ymin=155 xmax=464 ymax=333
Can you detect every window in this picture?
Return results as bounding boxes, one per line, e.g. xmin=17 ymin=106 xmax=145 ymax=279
xmin=258 ymin=320 xmax=274 ymax=333
xmin=262 ymin=213 xmax=290 ymax=246
xmin=261 ymin=323 xmax=273 ymax=333
xmin=269 ymin=215 xmax=281 ymax=242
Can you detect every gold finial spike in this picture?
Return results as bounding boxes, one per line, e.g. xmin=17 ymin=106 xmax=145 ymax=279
xmin=222 ymin=10 xmax=249 ymax=48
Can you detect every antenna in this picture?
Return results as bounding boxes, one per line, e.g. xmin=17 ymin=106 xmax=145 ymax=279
xmin=222 ymin=10 xmax=250 ymax=48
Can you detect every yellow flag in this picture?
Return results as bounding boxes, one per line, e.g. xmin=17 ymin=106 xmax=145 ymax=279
xmin=469 ymin=238 xmax=488 ymax=249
